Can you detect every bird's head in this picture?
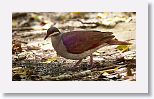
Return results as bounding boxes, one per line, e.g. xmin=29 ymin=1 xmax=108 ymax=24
xmin=44 ymin=27 xmax=60 ymax=40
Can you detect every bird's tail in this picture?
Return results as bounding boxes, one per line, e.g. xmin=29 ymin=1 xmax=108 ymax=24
xmin=106 ymin=39 xmax=131 ymax=45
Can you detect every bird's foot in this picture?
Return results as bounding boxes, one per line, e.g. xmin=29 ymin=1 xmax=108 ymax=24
xmin=90 ymin=64 xmax=97 ymax=69
xmin=67 ymin=59 xmax=82 ymax=71
xmin=67 ymin=65 xmax=80 ymax=72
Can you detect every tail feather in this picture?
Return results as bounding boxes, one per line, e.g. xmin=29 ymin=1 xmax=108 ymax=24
xmin=106 ymin=39 xmax=131 ymax=45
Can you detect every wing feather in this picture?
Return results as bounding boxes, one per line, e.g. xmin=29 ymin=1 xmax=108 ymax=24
xmin=62 ymin=31 xmax=114 ymax=54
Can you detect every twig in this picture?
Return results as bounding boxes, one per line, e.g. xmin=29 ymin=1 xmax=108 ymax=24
xmin=42 ymin=70 xmax=91 ymax=81
xmin=12 ymin=27 xmax=47 ymax=31
xmin=77 ymin=19 xmax=100 ymax=26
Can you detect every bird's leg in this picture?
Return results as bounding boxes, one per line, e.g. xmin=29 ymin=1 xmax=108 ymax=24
xmin=90 ymin=54 xmax=94 ymax=67
xmin=74 ymin=59 xmax=82 ymax=67
xmin=68 ymin=59 xmax=82 ymax=71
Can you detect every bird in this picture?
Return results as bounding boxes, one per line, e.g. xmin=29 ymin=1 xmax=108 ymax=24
xmin=44 ymin=27 xmax=130 ymax=67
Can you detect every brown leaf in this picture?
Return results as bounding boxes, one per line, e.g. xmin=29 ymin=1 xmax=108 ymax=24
xmin=12 ymin=40 xmax=22 ymax=54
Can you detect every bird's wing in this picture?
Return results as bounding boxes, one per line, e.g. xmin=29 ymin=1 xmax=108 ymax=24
xmin=62 ymin=31 xmax=114 ymax=54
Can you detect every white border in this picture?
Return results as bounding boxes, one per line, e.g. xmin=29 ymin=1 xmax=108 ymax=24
xmin=0 ymin=0 xmax=148 ymax=93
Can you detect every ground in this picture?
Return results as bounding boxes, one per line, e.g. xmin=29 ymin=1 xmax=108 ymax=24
xmin=12 ymin=12 xmax=136 ymax=81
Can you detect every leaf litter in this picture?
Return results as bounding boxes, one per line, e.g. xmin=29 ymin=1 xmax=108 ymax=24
xmin=12 ymin=12 xmax=136 ymax=81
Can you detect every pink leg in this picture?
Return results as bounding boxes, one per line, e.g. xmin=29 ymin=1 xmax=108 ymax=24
xmin=90 ymin=54 xmax=93 ymax=67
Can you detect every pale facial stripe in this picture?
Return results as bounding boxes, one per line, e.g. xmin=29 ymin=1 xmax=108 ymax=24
xmin=51 ymin=32 xmax=60 ymax=36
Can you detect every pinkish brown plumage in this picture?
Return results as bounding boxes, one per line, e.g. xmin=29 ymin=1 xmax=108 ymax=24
xmin=44 ymin=27 xmax=130 ymax=67
xmin=62 ymin=31 xmax=114 ymax=54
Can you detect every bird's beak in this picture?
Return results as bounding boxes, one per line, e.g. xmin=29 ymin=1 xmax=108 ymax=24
xmin=44 ymin=35 xmax=48 ymax=40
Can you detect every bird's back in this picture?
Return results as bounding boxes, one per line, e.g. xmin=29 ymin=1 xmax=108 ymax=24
xmin=62 ymin=31 xmax=114 ymax=54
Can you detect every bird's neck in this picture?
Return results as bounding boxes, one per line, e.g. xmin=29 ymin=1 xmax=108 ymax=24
xmin=51 ymin=34 xmax=62 ymax=50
